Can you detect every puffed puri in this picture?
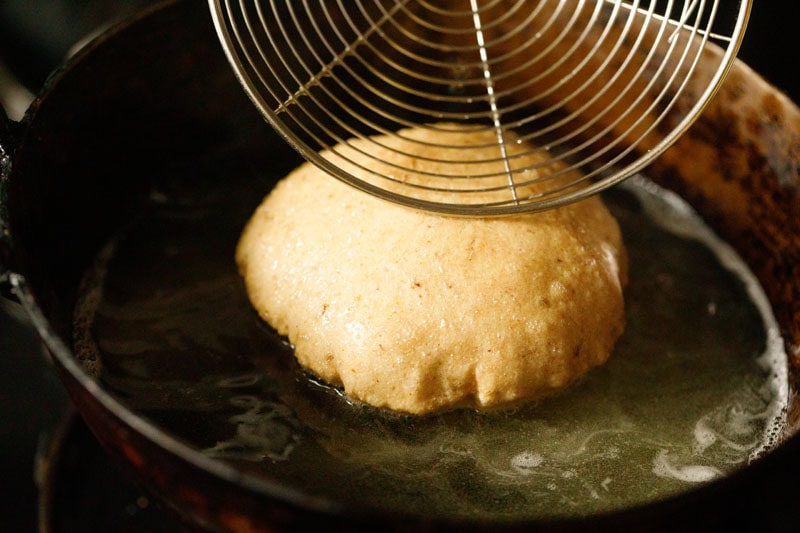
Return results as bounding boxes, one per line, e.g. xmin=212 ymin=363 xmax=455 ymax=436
xmin=236 ymin=125 xmax=628 ymax=415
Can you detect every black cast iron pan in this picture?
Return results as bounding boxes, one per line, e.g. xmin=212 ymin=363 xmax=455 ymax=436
xmin=2 ymin=0 xmax=800 ymax=530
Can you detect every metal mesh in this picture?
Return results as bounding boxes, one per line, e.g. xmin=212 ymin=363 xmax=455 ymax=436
xmin=209 ymin=0 xmax=750 ymax=215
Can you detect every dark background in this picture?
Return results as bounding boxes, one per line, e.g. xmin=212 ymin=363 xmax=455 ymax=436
xmin=0 ymin=1 xmax=798 ymax=531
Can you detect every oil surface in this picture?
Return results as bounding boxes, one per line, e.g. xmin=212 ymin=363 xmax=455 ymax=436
xmin=73 ymin=172 xmax=787 ymax=521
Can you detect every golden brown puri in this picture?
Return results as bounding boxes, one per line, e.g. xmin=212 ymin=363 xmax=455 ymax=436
xmin=237 ymin=125 xmax=627 ymax=414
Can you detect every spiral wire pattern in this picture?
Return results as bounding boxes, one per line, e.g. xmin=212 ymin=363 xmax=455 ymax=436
xmin=210 ymin=0 xmax=750 ymax=215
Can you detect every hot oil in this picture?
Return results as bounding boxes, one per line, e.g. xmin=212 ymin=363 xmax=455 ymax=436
xmin=73 ymin=170 xmax=787 ymax=521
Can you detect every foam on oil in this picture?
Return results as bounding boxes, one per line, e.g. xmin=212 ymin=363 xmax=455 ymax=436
xmin=73 ymin=174 xmax=788 ymax=520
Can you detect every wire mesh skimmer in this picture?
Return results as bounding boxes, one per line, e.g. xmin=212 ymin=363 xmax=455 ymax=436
xmin=209 ymin=0 xmax=751 ymax=215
